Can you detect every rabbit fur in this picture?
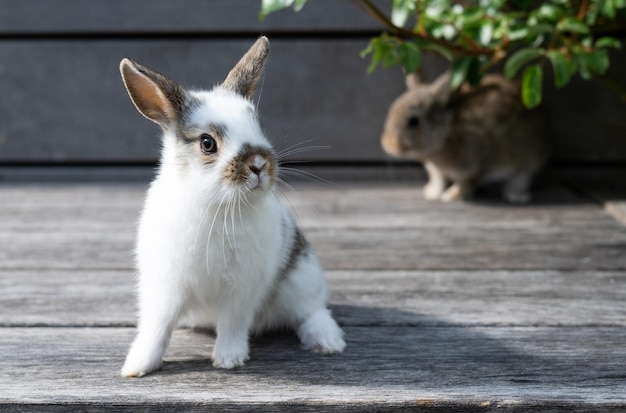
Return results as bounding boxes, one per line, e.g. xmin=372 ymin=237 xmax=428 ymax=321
xmin=119 ymin=37 xmax=345 ymax=377
xmin=381 ymin=71 xmax=551 ymax=203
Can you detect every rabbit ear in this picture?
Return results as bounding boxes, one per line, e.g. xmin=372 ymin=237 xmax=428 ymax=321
xmin=431 ymin=71 xmax=454 ymax=103
xmin=405 ymin=70 xmax=425 ymax=90
xmin=119 ymin=58 xmax=185 ymax=127
xmin=222 ymin=36 xmax=270 ymax=99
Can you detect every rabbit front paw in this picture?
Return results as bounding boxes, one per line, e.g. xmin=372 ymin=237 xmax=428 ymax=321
xmin=212 ymin=350 xmax=249 ymax=369
xmin=504 ymin=190 xmax=531 ymax=204
xmin=121 ymin=339 xmax=165 ymax=377
xmin=297 ymin=309 xmax=346 ymax=354
xmin=441 ymin=183 xmax=470 ymax=202
xmin=212 ymin=336 xmax=250 ymax=369
xmin=423 ymin=182 xmax=445 ymax=201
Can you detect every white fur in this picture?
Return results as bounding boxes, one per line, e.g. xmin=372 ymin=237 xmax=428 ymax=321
xmin=121 ymin=86 xmax=344 ymax=377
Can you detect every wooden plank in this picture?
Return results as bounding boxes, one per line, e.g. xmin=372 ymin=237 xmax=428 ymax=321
xmin=1 ymin=181 xmax=625 ymax=410
xmin=0 ymin=181 xmax=594 ymax=230
xmin=557 ymin=167 xmax=626 ymax=225
xmin=0 ymin=39 xmax=405 ymax=163
xmin=0 ymin=0 xmax=385 ymax=34
xmin=1 ymin=183 xmax=625 ymax=271
xmin=2 ymin=218 xmax=624 ymax=271
xmin=0 ymin=180 xmax=601 ymax=230
xmin=2 ymin=269 xmax=625 ymax=328
xmin=0 ymin=166 xmax=156 ymax=183
xmin=0 ymin=326 xmax=625 ymax=409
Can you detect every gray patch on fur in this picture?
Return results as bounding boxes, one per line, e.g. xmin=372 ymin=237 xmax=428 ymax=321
xmin=177 ymin=122 xmax=227 ymax=144
xmin=257 ymin=218 xmax=310 ymax=319
xmin=279 ymin=226 xmax=309 ymax=282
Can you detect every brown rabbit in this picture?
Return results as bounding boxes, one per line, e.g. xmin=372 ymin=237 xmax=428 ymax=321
xmin=381 ymin=71 xmax=551 ymax=203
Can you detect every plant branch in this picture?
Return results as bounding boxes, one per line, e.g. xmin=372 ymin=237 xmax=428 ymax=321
xmin=352 ymin=0 xmax=494 ymax=58
xmin=577 ymin=0 xmax=590 ymax=20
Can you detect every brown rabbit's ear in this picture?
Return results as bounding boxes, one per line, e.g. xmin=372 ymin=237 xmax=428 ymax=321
xmin=405 ymin=71 xmax=425 ymax=91
xmin=222 ymin=36 xmax=270 ymax=99
xmin=119 ymin=58 xmax=185 ymax=127
xmin=431 ymin=71 xmax=455 ymax=103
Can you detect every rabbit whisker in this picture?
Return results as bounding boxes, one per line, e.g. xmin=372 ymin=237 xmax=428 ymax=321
xmin=236 ymin=188 xmax=245 ymax=238
xmin=272 ymin=181 xmax=303 ymax=228
xmin=206 ymin=192 xmax=228 ymax=276
xmin=192 ymin=190 xmax=221 ymax=254
xmin=221 ymin=192 xmax=238 ymax=266
xmin=276 ymin=145 xmax=330 ymax=160
xmin=275 ymin=176 xmax=298 ymax=194
xmin=229 ymin=192 xmax=238 ymax=252
xmin=275 ymin=138 xmax=316 ymax=155
xmin=280 ymin=167 xmax=337 ymax=187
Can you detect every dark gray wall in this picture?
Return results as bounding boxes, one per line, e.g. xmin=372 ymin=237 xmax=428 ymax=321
xmin=0 ymin=0 xmax=625 ymax=164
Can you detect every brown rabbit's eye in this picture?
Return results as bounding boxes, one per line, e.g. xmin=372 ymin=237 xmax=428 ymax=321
xmin=200 ymin=134 xmax=218 ymax=154
xmin=408 ymin=116 xmax=420 ymax=128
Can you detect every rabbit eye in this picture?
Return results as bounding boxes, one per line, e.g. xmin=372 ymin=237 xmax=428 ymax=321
xmin=408 ymin=116 xmax=420 ymax=128
xmin=200 ymin=134 xmax=218 ymax=154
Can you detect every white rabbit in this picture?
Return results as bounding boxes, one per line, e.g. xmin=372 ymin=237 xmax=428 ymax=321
xmin=119 ymin=37 xmax=345 ymax=377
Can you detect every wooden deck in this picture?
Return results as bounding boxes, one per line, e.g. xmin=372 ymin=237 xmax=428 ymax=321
xmin=1 ymin=169 xmax=625 ymax=412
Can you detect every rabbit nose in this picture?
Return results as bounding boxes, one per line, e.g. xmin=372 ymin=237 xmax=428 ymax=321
xmin=248 ymin=155 xmax=266 ymax=176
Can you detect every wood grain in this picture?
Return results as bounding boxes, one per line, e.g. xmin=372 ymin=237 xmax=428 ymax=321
xmin=1 ymin=181 xmax=626 ymax=410
xmin=1 ymin=327 xmax=625 ymax=409
xmin=1 ymin=269 xmax=625 ymax=328
xmin=1 ymin=183 xmax=625 ymax=271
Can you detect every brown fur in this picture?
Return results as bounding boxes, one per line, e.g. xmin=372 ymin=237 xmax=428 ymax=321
xmin=381 ymin=72 xmax=551 ymax=203
xmin=224 ymin=143 xmax=276 ymax=186
xmin=222 ymin=37 xmax=270 ymax=99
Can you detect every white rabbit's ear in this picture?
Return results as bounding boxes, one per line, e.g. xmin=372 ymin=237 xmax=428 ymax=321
xmin=222 ymin=36 xmax=270 ymax=99
xmin=119 ymin=58 xmax=184 ymax=127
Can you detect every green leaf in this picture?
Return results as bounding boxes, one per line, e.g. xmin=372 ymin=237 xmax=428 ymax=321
xmin=601 ymin=0 xmax=617 ymax=18
xmin=293 ymin=0 xmax=307 ymax=11
xmin=526 ymin=23 xmax=555 ymax=37
xmin=461 ymin=8 xmax=484 ymax=25
xmin=399 ymin=42 xmax=422 ymax=73
xmin=596 ymin=37 xmax=622 ymax=49
xmin=557 ymin=17 xmax=590 ymax=34
xmin=577 ymin=55 xmax=592 ymax=80
xmin=450 ymin=57 xmax=472 ymax=89
xmin=363 ymin=39 xmax=387 ymax=74
xmin=420 ymin=41 xmax=454 ymax=61
xmin=260 ymin=0 xmax=294 ymax=19
xmin=392 ymin=0 xmax=414 ymax=27
xmin=546 ymin=50 xmax=574 ymax=88
xmin=508 ymin=28 xmax=529 ymax=41
xmin=479 ymin=22 xmax=494 ymax=45
xmin=382 ymin=48 xmax=401 ymax=68
xmin=466 ymin=58 xmax=482 ymax=86
xmin=504 ymin=48 xmax=544 ymax=78
xmin=584 ymin=50 xmax=610 ymax=75
xmin=522 ymin=64 xmax=543 ymax=108
xmin=537 ymin=4 xmax=563 ymax=21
